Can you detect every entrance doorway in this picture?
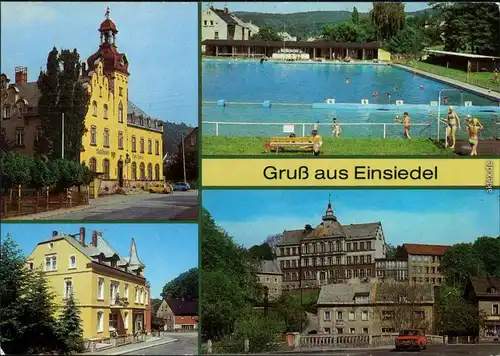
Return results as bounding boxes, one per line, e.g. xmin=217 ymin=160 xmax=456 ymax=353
xmin=117 ymin=160 xmax=124 ymax=187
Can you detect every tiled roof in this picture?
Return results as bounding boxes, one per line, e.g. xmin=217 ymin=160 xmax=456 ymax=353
xmin=403 ymin=243 xmax=450 ymax=256
xmin=165 ymin=299 xmax=198 ymax=316
xmin=256 ymin=260 xmax=282 ymax=275
xmin=279 ymin=229 xmax=306 ymax=245
xmin=303 ymin=221 xmax=346 ymax=239
xmin=468 ymin=276 xmax=500 ymax=296
xmin=318 ymin=283 xmax=373 ymax=304
xmin=212 ymin=8 xmax=237 ymax=24
xmin=375 ymin=282 xmax=434 ymax=303
xmin=128 ymin=101 xmax=153 ymax=119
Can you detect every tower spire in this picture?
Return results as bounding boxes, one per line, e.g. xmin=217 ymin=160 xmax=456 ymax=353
xmin=105 ymin=6 xmax=110 ymax=19
xmin=322 ymin=194 xmax=336 ymax=222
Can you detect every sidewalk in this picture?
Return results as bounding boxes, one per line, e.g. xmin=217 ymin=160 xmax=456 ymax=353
xmin=81 ymin=335 xmax=177 ymax=355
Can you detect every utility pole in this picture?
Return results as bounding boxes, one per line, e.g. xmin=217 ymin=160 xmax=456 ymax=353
xmin=181 ymin=134 xmax=187 ymax=183
xmin=61 ymin=112 xmax=65 ymax=159
xmin=299 ymin=237 xmax=303 ymax=333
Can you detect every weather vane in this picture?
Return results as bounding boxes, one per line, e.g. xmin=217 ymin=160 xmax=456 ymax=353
xmin=105 ymin=7 xmax=110 ymax=19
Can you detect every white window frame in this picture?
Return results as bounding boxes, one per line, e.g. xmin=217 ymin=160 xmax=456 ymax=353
xmin=124 ymin=311 xmax=129 ymax=329
xmin=493 ymin=304 xmax=499 ymax=315
xmin=361 ymin=310 xmax=369 ymax=321
xmin=348 ymin=310 xmax=356 ymax=321
xmin=28 ymin=261 xmax=34 ymax=270
xmin=336 ymin=311 xmax=343 ymax=320
xmin=140 ymin=289 xmax=144 ymax=304
xmin=64 ymin=278 xmax=73 ymax=299
xmin=324 ymin=310 xmax=331 ymax=321
xmin=69 ymin=255 xmax=76 ymax=269
xmin=45 ymin=254 xmax=57 ymax=271
xmin=124 ymin=284 xmax=129 ymax=300
xmin=97 ymin=277 xmax=105 ymax=300
xmin=350 ymin=328 xmax=356 ymax=334
xmin=135 ymin=288 xmax=139 ymax=303
xmin=97 ymin=311 xmax=104 ymax=333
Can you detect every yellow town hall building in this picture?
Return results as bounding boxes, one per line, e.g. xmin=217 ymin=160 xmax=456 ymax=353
xmin=26 ymin=227 xmax=149 ymax=340
xmin=0 ymin=9 xmax=164 ymax=191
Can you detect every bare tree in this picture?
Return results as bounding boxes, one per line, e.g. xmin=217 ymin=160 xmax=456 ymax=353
xmin=374 ymin=281 xmax=432 ymax=332
xmin=264 ymin=233 xmax=283 ymax=254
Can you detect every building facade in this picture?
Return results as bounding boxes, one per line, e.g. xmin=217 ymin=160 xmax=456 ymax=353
xmin=156 ymin=299 xmax=198 ymax=331
xmin=201 ymin=6 xmax=254 ymax=43
xmin=396 ymin=244 xmax=450 ymax=285
xmin=375 ymin=258 xmax=408 ymax=281
xmin=276 ymin=199 xmax=386 ymax=290
xmin=317 ymin=281 xmax=435 ymax=334
xmin=464 ymin=276 xmax=500 ymax=340
xmin=179 ymin=127 xmax=198 ymax=156
xmin=0 ymin=10 xmax=164 ymax=192
xmin=26 ymin=227 xmax=149 ymax=340
xmin=255 ymin=260 xmax=283 ymax=301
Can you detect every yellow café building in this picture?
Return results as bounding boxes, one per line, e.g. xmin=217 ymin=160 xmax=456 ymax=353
xmin=26 ymin=227 xmax=149 ymax=340
xmin=81 ymin=10 xmax=164 ymax=192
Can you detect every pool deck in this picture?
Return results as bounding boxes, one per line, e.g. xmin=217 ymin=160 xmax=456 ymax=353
xmin=393 ymin=64 xmax=500 ymax=102
xmin=454 ymin=139 xmax=500 ymax=156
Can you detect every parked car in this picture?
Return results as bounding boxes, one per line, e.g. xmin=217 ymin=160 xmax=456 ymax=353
xmin=149 ymin=183 xmax=172 ymax=194
xmin=395 ymin=329 xmax=427 ymax=351
xmin=173 ymin=182 xmax=190 ymax=191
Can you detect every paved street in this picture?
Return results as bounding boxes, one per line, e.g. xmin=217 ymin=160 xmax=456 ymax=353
xmin=277 ymin=344 xmax=500 ymax=356
xmin=39 ymin=191 xmax=198 ymax=221
xmin=122 ymin=333 xmax=198 ymax=355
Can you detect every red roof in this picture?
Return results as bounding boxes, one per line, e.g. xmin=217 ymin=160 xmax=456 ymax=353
xmin=99 ymin=19 xmax=118 ymax=33
xmin=403 ymin=243 xmax=450 ymax=256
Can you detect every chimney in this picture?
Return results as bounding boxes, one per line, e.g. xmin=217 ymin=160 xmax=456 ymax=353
xmin=52 ymin=230 xmax=58 ymax=236
xmin=305 ymin=224 xmax=312 ymax=231
xmin=224 ymin=7 xmax=228 ymax=13
xmin=79 ymin=227 xmax=86 ymax=245
xmin=81 ymin=62 xmax=87 ymax=76
xmin=92 ymin=230 xmax=98 ymax=247
xmin=15 ymin=66 xmax=28 ymax=84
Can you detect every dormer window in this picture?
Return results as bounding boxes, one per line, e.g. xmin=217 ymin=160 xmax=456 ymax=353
xmin=487 ymin=287 xmax=497 ymax=294
xmin=3 ymin=104 xmax=11 ymax=119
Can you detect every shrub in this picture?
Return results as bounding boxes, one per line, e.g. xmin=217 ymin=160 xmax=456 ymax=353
xmin=233 ymin=309 xmax=284 ymax=353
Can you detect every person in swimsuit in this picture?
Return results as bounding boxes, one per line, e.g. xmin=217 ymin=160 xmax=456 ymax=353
xmin=312 ymin=126 xmax=322 ymax=156
xmin=445 ymin=106 xmax=461 ymax=149
xmin=494 ymin=68 xmax=499 ymax=84
xmin=444 ymin=96 xmax=448 ymax=104
xmin=332 ymin=118 xmax=341 ymax=137
xmin=466 ymin=116 xmax=484 ymax=155
xmin=402 ymin=112 xmax=411 ymax=139
xmin=345 ymin=77 xmax=350 ymax=84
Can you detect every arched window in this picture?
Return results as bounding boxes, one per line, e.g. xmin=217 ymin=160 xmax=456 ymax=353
xmin=131 ymin=162 xmax=137 ymax=180
xmin=90 ymin=125 xmax=97 ymax=145
xmin=102 ymin=159 xmax=110 ymax=179
xmin=103 ymin=104 xmax=108 ymax=119
xmin=139 ymin=162 xmax=145 ymax=179
xmin=118 ymin=102 xmax=123 ymax=123
xmin=89 ymin=157 xmax=97 ymax=172
xmin=140 ymin=138 xmax=144 ymax=153
xmin=131 ymin=136 xmax=137 ymax=152
xmin=147 ymin=163 xmax=152 ymax=180
xmin=148 ymin=139 xmax=152 ymax=154
xmin=103 ymin=128 xmax=110 ymax=147
xmin=92 ymin=101 xmax=98 ymax=116
xmin=3 ymin=104 xmax=10 ymax=119
xmin=154 ymin=164 xmax=160 ymax=181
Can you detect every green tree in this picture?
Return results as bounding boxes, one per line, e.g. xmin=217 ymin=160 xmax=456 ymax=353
xmin=388 ymin=25 xmax=425 ymax=55
xmin=233 ymin=309 xmax=283 ymax=353
xmin=30 ymin=155 xmax=57 ymax=190
xmin=0 ymin=151 xmax=33 ymax=190
xmin=322 ymin=22 xmax=360 ymax=42
xmin=275 ymin=293 xmax=307 ymax=332
xmin=370 ymin=2 xmax=406 ymax=42
xmin=0 ymin=235 xmax=60 ymax=354
xmin=249 ymin=243 xmax=274 ymax=261
xmin=264 ymin=233 xmax=283 ymax=255
xmin=251 ymin=27 xmax=283 ymax=41
xmin=36 ymin=47 xmax=90 ymax=161
xmin=436 ymin=284 xmax=486 ymax=335
xmin=385 ymin=243 xmax=398 ymax=259
xmin=151 ymin=298 xmax=163 ymax=316
xmin=161 ymin=267 xmax=198 ymax=301
xmin=440 ymin=243 xmax=486 ymax=288
xmin=56 ymin=293 xmax=84 ymax=353
xmin=352 ymin=6 xmax=360 ymax=24
xmin=472 ymin=236 xmax=500 ymax=277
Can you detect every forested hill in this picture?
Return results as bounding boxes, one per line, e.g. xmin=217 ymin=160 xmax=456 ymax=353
xmin=162 ymin=121 xmax=194 ymax=155
xmin=233 ymin=8 xmax=433 ymax=39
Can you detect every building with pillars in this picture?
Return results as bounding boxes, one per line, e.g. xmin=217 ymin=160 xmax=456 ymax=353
xmin=275 ymin=198 xmax=386 ymax=290
xmin=0 ymin=9 xmax=164 ymax=193
xmin=26 ymin=227 xmax=149 ymax=340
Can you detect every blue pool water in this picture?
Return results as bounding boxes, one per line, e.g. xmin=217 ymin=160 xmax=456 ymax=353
xmin=202 ymin=60 xmax=499 ymax=138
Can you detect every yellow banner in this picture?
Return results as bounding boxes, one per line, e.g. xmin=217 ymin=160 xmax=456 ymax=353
xmin=202 ymin=158 xmax=499 ymax=188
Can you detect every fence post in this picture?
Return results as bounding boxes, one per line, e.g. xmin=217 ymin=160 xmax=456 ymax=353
xmin=244 ymin=338 xmax=249 ymax=353
xmin=215 ymin=122 xmax=219 ymax=136
xmin=46 ymin=186 xmax=50 ymax=211
xmin=207 ymin=339 xmax=212 ymax=354
xmin=383 ymin=124 xmax=387 ymax=139
xmin=67 ymin=188 xmax=73 ymax=208
xmin=17 ymin=184 xmax=21 ymax=214
xmin=302 ymin=124 xmax=306 ymax=137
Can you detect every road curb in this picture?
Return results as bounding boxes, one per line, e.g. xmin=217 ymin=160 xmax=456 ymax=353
xmin=3 ymin=204 xmax=94 ymax=221
xmin=107 ymin=338 xmax=178 ymax=355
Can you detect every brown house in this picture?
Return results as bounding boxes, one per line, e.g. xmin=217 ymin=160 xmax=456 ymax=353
xmin=464 ymin=276 xmax=500 ymax=341
xmin=396 ymin=244 xmax=450 ymax=285
xmin=156 ymin=298 xmax=198 ymax=331
xmin=276 ymin=198 xmax=386 ymax=290
xmin=178 ymin=127 xmax=198 ymax=156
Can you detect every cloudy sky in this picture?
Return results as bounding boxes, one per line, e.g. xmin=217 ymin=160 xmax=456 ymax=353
xmin=203 ymin=189 xmax=499 ymax=247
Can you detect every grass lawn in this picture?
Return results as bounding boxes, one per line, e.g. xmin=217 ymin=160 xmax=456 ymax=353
xmin=407 ymin=60 xmax=500 ymax=93
xmin=202 ymin=136 xmax=456 ymax=156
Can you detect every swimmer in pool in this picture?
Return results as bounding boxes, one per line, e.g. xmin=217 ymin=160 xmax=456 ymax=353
xmin=420 ymin=85 xmax=424 ymax=90
xmin=444 ymin=106 xmax=461 ymax=149
xmin=444 ymin=96 xmax=448 ymax=104
xmin=466 ymin=116 xmax=484 ymax=155
xmin=332 ymin=118 xmax=341 ymax=138
xmin=373 ymin=91 xmax=378 ymax=97
xmin=345 ymin=77 xmax=350 ymax=84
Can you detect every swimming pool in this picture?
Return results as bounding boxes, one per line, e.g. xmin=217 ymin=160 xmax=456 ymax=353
xmin=202 ymin=60 xmax=498 ymax=106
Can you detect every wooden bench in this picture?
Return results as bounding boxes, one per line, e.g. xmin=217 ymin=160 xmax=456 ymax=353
xmin=265 ymin=136 xmax=323 ymax=155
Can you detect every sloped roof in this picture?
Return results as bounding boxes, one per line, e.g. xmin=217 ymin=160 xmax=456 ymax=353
xmin=127 ymin=237 xmax=145 ymax=269
xmin=256 ymin=260 xmax=282 ymax=275
xmin=375 ymin=282 xmax=434 ymax=303
xmin=403 ymin=243 xmax=450 ymax=256
xmin=128 ymin=101 xmax=153 ymax=119
xmin=318 ymin=283 xmax=373 ymax=304
xmin=468 ymin=276 xmax=500 ymax=296
xmin=166 ymin=299 xmax=198 ymax=316
xmin=212 ymin=8 xmax=237 ymax=24
xmin=279 ymin=229 xmax=306 ymax=245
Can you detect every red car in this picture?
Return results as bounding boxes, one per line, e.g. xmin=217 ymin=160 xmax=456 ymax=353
xmin=395 ymin=329 xmax=427 ymax=351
